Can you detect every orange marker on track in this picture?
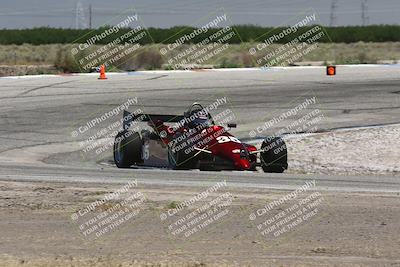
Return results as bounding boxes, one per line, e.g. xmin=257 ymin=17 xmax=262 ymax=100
xmin=98 ymin=64 xmax=107 ymax=80
xmin=327 ymin=65 xmax=336 ymax=76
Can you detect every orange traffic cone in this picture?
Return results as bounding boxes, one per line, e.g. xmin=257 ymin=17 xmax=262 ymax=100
xmin=98 ymin=64 xmax=107 ymax=80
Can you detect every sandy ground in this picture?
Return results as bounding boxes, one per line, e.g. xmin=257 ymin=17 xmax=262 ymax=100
xmin=286 ymin=124 xmax=400 ymax=176
xmin=1 ymin=179 xmax=400 ymax=267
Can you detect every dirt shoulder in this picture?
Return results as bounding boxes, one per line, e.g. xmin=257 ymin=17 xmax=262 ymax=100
xmin=1 ymin=179 xmax=400 ymax=266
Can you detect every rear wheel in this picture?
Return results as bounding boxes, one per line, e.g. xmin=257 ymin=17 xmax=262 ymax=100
xmin=113 ymin=130 xmax=143 ymax=168
xmin=260 ymin=136 xmax=288 ymax=173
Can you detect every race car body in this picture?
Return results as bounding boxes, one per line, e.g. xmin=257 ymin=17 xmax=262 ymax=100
xmin=113 ymin=103 xmax=288 ymax=172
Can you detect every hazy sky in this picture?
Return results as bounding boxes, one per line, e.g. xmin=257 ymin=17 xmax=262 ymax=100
xmin=0 ymin=0 xmax=399 ymax=29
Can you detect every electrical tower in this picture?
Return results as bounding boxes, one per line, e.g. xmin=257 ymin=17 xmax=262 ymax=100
xmin=361 ymin=0 xmax=369 ymax=26
xmin=88 ymin=4 xmax=92 ymax=29
xmin=329 ymin=0 xmax=338 ymax=27
xmin=75 ymin=1 xmax=88 ymax=29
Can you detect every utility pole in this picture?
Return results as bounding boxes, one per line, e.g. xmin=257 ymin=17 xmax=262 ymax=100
xmin=89 ymin=4 xmax=92 ymax=29
xmin=361 ymin=0 xmax=369 ymax=26
xmin=329 ymin=0 xmax=338 ymax=27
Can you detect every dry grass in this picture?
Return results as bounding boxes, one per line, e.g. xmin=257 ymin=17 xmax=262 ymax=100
xmin=0 ymin=42 xmax=399 ymax=76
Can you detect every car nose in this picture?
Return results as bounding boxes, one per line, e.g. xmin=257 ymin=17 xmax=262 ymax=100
xmin=235 ymin=158 xmax=252 ymax=170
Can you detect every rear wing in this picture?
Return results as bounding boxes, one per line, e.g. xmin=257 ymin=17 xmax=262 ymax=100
xmin=122 ymin=110 xmax=184 ymax=130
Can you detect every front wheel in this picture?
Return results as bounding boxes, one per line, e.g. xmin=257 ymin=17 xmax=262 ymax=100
xmin=168 ymin=146 xmax=198 ymax=170
xmin=168 ymin=133 xmax=197 ymax=170
xmin=113 ymin=130 xmax=143 ymax=168
xmin=260 ymin=136 xmax=288 ymax=173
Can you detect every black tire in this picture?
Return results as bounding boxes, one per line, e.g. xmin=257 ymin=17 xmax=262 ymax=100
xmin=168 ymin=147 xmax=198 ymax=170
xmin=260 ymin=136 xmax=288 ymax=173
xmin=168 ymin=134 xmax=197 ymax=170
xmin=113 ymin=130 xmax=143 ymax=168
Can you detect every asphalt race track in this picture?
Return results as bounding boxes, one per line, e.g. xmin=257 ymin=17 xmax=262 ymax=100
xmin=1 ymin=163 xmax=400 ymax=193
xmin=0 ymin=66 xmax=399 ymax=189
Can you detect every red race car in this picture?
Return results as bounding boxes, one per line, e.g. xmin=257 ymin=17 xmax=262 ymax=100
xmin=113 ymin=103 xmax=288 ymax=172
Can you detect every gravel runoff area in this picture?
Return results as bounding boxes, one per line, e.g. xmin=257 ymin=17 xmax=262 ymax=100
xmin=286 ymin=124 xmax=400 ymax=176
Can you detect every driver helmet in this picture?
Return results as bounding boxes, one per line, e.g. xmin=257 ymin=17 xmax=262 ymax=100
xmin=188 ymin=109 xmax=210 ymax=129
